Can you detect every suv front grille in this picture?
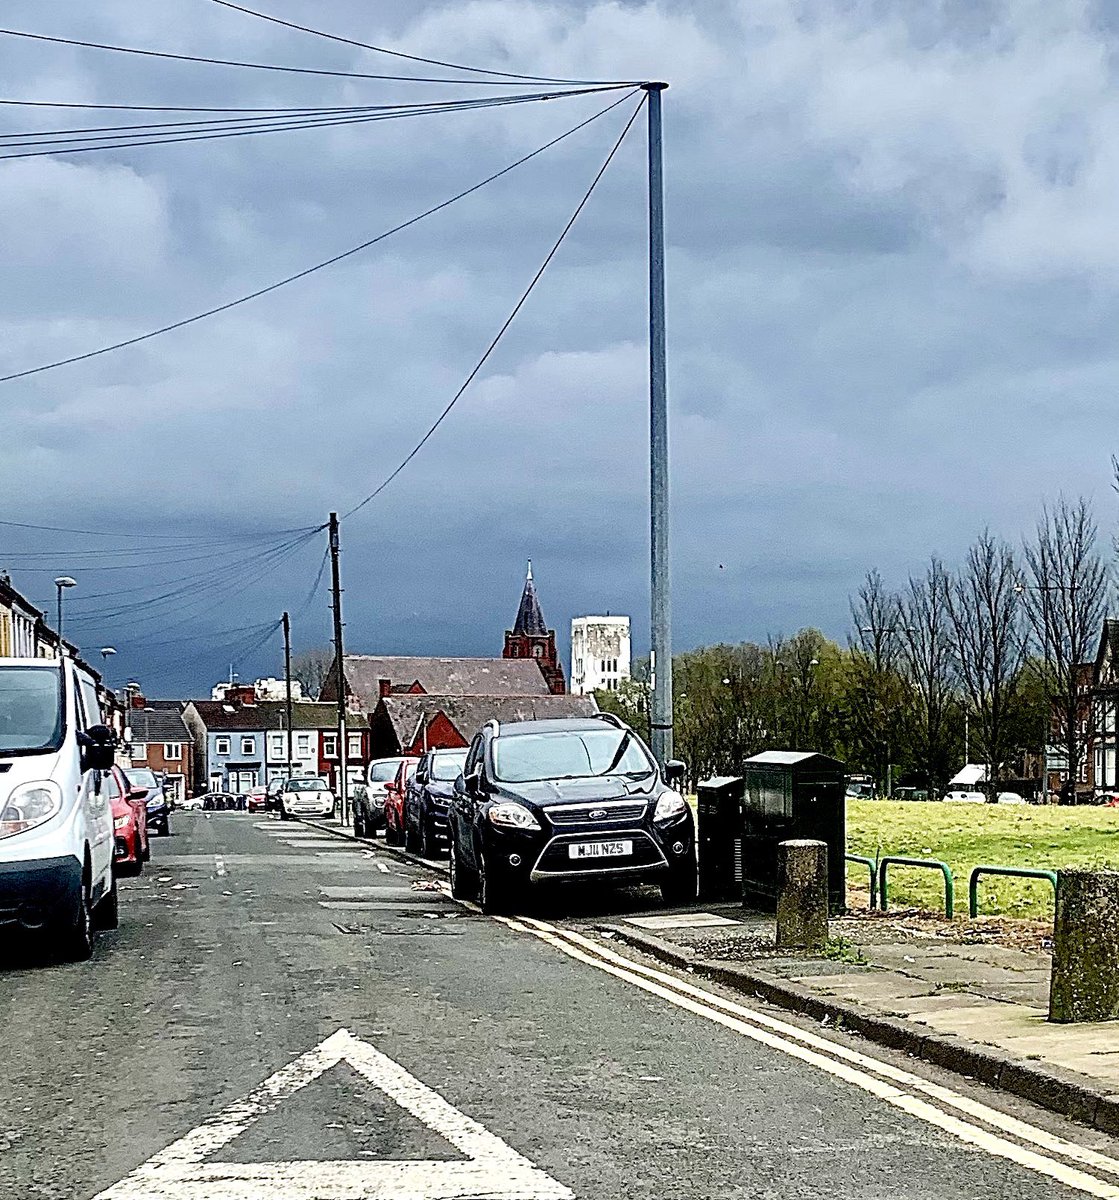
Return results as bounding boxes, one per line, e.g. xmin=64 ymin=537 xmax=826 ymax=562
xmin=544 ymin=801 xmax=647 ymax=829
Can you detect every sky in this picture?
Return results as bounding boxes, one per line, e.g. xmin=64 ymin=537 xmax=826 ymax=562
xmin=2 ymin=0 xmax=1118 ymax=696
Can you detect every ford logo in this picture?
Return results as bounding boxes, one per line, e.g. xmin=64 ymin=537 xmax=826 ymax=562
xmin=588 ymin=809 xmax=608 ymax=820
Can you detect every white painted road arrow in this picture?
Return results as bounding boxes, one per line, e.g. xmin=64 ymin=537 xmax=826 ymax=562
xmin=94 ymin=1029 xmax=573 ymax=1200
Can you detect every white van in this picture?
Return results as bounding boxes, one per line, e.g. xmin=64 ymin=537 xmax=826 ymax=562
xmin=0 ymin=656 xmax=118 ymax=960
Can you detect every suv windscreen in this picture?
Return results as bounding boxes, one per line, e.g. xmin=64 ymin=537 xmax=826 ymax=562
xmin=430 ymin=752 xmax=467 ymax=781
xmin=0 ymin=665 xmax=63 ymax=756
xmin=286 ymin=778 xmax=327 ymax=792
xmin=369 ymin=760 xmax=402 ymax=783
xmin=124 ymin=768 xmax=160 ymax=791
xmin=492 ymin=728 xmax=654 ymax=784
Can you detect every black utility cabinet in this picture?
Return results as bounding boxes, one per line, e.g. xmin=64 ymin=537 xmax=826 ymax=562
xmin=740 ymin=751 xmax=847 ymax=914
xmin=696 ymin=776 xmax=744 ymax=902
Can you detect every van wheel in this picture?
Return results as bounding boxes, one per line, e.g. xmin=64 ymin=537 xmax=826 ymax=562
xmin=94 ymin=874 xmax=119 ymax=931
xmin=58 ymin=881 xmax=95 ymax=962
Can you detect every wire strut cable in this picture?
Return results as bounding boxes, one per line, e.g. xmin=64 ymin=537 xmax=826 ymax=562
xmin=207 ymin=0 xmax=636 ymax=87
xmin=0 ymin=25 xmax=638 ymax=87
xmin=0 ymin=89 xmax=637 ymax=385
xmin=343 ymin=93 xmax=647 ymax=520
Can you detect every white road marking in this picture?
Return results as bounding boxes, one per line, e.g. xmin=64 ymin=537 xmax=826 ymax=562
xmin=499 ymin=916 xmax=1119 ymax=1199
xmin=375 ymin=860 xmax=391 ymax=874
xmin=213 ymin=855 xmax=226 ymax=878
xmin=94 ymin=1028 xmax=571 ymax=1200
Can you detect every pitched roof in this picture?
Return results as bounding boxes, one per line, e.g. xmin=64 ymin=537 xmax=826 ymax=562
xmin=512 ymin=561 xmax=548 ymax=636
xmin=186 ymin=699 xmax=368 ymax=732
xmin=375 ymin=693 xmax=598 ymax=747
xmin=340 ymin=655 xmax=548 ymax=708
xmin=126 ymin=708 xmax=191 ymax=743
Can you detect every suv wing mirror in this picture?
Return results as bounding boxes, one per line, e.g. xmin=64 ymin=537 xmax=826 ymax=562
xmin=664 ymin=759 xmax=687 ymax=787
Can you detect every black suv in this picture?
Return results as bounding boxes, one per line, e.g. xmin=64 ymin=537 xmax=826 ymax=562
xmin=448 ymin=714 xmax=694 ymax=914
xmin=405 ymin=747 xmax=468 ymax=859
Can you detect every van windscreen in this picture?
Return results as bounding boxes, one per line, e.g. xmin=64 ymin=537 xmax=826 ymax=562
xmin=0 ymin=665 xmax=63 ymax=756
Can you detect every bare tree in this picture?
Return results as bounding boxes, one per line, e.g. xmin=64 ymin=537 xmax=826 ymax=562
xmin=1021 ymin=497 xmax=1107 ymax=802
xmin=899 ymin=557 xmax=958 ymax=798
xmin=290 ymin=647 xmax=334 ymax=699
xmin=946 ymin=531 xmax=1026 ymax=784
xmin=847 ymin=570 xmax=911 ymax=793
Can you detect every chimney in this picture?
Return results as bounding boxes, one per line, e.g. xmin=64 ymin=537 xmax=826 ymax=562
xmin=379 ymin=678 xmax=392 ymax=698
xmin=130 ymin=692 xmax=146 ymax=710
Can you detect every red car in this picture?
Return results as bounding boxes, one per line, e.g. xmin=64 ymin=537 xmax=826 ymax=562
xmin=383 ymin=757 xmax=419 ymax=846
xmin=108 ymin=764 xmax=149 ymax=876
xmin=247 ymin=785 xmax=269 ymax=813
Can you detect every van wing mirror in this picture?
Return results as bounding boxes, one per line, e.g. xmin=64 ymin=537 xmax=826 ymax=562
xmin=80 ymin=724 xmax=116 ymax=773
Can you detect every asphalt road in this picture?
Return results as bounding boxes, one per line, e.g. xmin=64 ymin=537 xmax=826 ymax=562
xmin=3 ymin=813 xmax=1119 ymax=1200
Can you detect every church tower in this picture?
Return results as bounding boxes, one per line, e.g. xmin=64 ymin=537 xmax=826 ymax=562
xmin=503 ymin=562 xmax=566 ymax=694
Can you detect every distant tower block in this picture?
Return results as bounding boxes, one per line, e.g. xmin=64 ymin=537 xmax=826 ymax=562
xmin=571 ymin=615 xmax=631 ymax=696
xmin=503 ymin=561 xmax=566 ymax=694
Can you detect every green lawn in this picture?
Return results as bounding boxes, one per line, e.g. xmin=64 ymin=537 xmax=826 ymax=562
xmin=846 ymin=800 xmax=1119 ymax=918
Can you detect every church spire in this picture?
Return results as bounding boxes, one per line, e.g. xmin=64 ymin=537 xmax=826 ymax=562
xmin=513 ymin=561 xmax=547 ymax=637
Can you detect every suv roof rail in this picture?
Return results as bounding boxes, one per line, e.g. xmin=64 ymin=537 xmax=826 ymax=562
xmin=593 ymin=711 xmax=626 ymax=729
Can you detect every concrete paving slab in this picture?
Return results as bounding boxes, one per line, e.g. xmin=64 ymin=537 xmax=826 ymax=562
xmin=626 ymin=913 xmax=740 ymax=930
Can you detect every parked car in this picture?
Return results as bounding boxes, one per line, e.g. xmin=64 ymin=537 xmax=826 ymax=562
xmin=353 ymin=757 xmax=410 ymax=837
xmin=179 ymin=794 xmax=205 ymax=811
xmin=123 ymin=766 xmax=171 ymax=835
xmin=383 ymin=757 xmax=419 ymax=847
xmin=996 ymin=791 xmax=1026 ymax=805
xmin=107 ymin=764 xmax=148 ymax=876
xmin=0 ymin=655 xmax=118 ymax=960
xmin=277 ymin=776 xmax=335 ymax=820
xmin=942 ymin=790 xmax=986 ymax=804
xmin=448 ymin=714 xmax=694 ymax=914
xmin=405 ymin=747 xmax=468 ymax=858
xmin=247 ymin=785 xmax=268 ymax=813
xmin=265 ymin=777 xmax=287 ymax=812
xmin=200 ymin=791 xmax=238 ymax=811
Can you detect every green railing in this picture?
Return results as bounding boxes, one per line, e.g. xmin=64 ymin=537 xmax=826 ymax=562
xmin=845 ymin=854 xmax=878 ymax=909
xmin=968 ymin=865 xmax=1058 ymax=919
xmin=878 ymin=856 xmax=955 ymax=918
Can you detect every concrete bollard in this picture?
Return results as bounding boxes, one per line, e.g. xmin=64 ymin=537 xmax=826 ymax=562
xmin=776 ymin=839 xmax=829 ymax=951
xmin=1050 ymin=868 xmax=1119 ymax=1023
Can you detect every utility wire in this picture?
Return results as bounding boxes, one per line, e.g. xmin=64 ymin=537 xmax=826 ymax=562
xmin=0 ymin=515 xmax=322 ymax=540
xmin=0 ymin=88 xmax=616 ymax=160
xmin=0 ymin=89 xmax=637 ymax=385
xmin=0 ymin=26 xmax=640 ymax=87
xmin=208 ymin=0 xmax=632 ymax=87
xmin=0 ymin=87 xmax=615 ymax=147
xmin=0 ymin=98 xmax=467 ymax=113
xmin=344 ymin=93 xmax=647 ymax=521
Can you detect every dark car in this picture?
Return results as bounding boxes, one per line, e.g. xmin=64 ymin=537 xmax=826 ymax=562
xmin=448 ymin=714 xmax=694 ymax=914
xmin=123 ymin=767 xmax=171 ymax=836
xmin=405 ymin=748 xmax=468 ymax=858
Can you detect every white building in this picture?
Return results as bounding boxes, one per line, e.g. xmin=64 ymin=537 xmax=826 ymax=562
xmin=571 ymin=616 xmax=631 ymax=695
xmin=210 ymin=677 xmax=304 ymax=702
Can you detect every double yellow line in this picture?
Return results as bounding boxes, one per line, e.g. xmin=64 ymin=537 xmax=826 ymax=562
xmin=493 ymin=913 xmax=1119 ymax=1198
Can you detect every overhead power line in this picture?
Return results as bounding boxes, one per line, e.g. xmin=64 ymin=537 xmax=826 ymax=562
xmin=0 ymin=25 xmax=640 ymax=87
xmin=0 ymin=87 xmax=618 ymax=161
xmin=343 ymin=93 xmax=647 ymax=521
xmin=0 ymin=88 xmax=637 ymax=385
xmin=0 ymin=515 xmax=321 ymax=540
xmin=208 ymin=0 xmax=627 ymax=87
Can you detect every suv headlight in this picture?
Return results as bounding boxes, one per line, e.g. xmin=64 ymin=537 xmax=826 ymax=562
xmin=487 ymin=802 xmax=540 ymax=831
xmin=1 ymin=781 xmax=63 ymax=839
xmin=654 ymin=790 xmax=687 ymax=823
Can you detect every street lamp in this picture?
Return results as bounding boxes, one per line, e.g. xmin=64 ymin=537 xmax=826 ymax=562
xmin=53 ymin=576 xmax=76 ymax=650
xmin=100 ymin=646 xmax=116 ymax=661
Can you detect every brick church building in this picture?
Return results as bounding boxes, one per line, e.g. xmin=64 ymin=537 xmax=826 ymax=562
xmin=502 ymin=562 xmax=566 ymax=695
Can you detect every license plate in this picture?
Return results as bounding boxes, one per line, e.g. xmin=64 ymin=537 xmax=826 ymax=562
xmin=569 ymin=840 xmax=632 ymax=860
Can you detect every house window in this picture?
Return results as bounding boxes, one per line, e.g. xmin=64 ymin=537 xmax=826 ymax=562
xmin=215 ymin=736 xmax=230 ymax=755
xmin=131 ymin=742 xmax=147 ymax=761
xmin=269 ymin=733 xmax=285 ymax=759
xmin=241 ymin=737 xmax=255 ymax=756
xmin=533 ymin=645 xmax=543 ymax=658
xmin=164 ymin=743 xmax=182 ymax=761
xmin=323 ymin=734 xmax=338 ymax=757
xmin=297 ymin=733 xmax=312 ymax=756
xmin=348 ymin=733 xmax=362 ymax=759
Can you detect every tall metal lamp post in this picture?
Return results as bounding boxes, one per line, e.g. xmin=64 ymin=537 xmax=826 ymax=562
xmin=53 ymin=576 xmax=76 ymax=652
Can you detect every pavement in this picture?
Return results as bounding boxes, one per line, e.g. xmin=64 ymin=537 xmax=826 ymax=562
xmin=5 ymin=812 xmax=1119 ymax=1199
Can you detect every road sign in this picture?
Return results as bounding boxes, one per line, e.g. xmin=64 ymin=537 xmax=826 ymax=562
xmin=94 ymin=1028 xmax=573 ymax=1200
